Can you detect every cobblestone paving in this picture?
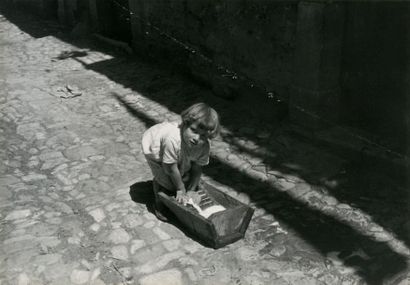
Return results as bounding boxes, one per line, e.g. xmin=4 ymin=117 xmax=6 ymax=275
xmin=1 ymin=8 xmax=410 ymax=285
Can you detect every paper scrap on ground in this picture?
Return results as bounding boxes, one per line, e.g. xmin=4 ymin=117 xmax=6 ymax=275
xmin=56 ymin=85 xmax=82 ymax=99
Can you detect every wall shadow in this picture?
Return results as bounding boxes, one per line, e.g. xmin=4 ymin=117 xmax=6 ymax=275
xmin=208 ymin=158 xmax=408 ymax=285
xmin=1 ymin=5 xmax=409 ymax=284
xmin=83 ymin=53 xmax=410 ymax=253
xmin=122 ymin=98 xmax=408 ymax=284
xmin=113 ymin=93 xmax=157 ymax=127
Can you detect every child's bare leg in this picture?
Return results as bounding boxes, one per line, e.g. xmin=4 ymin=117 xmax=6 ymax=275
xmin=152 ymin=179 xmax=168 ymax=221
xmin=152 ymin=179 xmax=160 ymax=198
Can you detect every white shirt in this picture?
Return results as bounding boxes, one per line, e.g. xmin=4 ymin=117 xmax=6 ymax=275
xmin=142 ymin=121 xmax=210 ymax=175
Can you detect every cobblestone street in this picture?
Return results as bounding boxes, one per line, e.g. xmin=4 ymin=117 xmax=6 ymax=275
xmin=1 ymin=7 xmax=410 ymax=285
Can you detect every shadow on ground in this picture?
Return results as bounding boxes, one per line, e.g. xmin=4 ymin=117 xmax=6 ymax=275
xmin=2 ymin=5 xmax=409 ymax=284
xmin=85 ymin=58 xmax=409 ymax=283
xmin=129 ymin=180 xmax=155 ymax=206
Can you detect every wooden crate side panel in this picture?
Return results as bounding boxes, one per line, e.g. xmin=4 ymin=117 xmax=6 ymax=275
xmin=214 ymin=232 xmax=244 ymax=249
xmin=159 ymin=193 xmax=217 ymax=243
xmin=239 ymin=207 xmax=254 ymax=235
xmin=206 ymin=185 xmax=241 ymax=208
xmin=210 ymin=206 xmax=248 ymax=236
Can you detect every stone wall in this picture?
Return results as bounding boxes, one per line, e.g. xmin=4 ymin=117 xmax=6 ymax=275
xmin=290 ymin=1 xmax=345 ymax=127
xmin=9 ymin=0 xmax=57 ymax=18
xmin=129 ymin=0 xmax=297 ymax=116
xmin=127 ymin=0 xmax=409 ymax=152
xmin=9 ymin=0 xmax=410 ymax=153
xmin=341 ymin=2 xmax=409 ymax=152
xmin=90 ymin=0 xmax=132 ymax=42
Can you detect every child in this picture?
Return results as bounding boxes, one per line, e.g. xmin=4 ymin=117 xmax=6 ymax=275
xmin=141 ymin=103 xmax=220 ymax=221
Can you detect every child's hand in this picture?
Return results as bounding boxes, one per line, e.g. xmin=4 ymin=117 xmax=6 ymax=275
xmin=186 ymin=191 xmax=201 ymax=204
xmin=176 ymin=190 xmax=188 ymax=205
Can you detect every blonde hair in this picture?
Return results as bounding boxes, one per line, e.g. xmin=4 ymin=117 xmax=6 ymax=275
xmin=181 ymin=103 xmax=220 ymax=139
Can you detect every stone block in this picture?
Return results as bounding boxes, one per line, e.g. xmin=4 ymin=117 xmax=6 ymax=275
xmin=136 ymin=251 xmax=185 ymax=275
xmin=139 ymin=269 xmax=183 ymax=285
xmin=5 ymin=210 xmax=32 ymax=221
xmin=111 ymin=245 xmax=129 ymax=260
xmin=108 ymin=228 xmax=130 ymax=244
xmin=70 ymin=269 xmax=90 ymax=285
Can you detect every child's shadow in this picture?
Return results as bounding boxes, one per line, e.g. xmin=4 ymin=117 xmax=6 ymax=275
xmin=128 ymin=180 xmax=214 ymax=248
xmin=129 ymin=180 xmax=173 ymax=218
xmin=129 ymin=180 xmax=156 ymax=208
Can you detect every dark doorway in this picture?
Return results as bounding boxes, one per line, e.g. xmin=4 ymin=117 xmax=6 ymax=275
xmin=96 ymin=0 xmax=132 ymax=44
xmin=341 ymin=2 xmax=408 ymax=154
xmin=44 ymin=0 xmax=58 ymax=19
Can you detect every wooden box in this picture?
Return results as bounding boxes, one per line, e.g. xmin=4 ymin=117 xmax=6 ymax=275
xmin=158 ymin=183 xmax=254 ymax=249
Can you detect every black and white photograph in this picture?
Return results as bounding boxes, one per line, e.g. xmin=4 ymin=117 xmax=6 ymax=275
xmin=0 ymin=0 xmax=409 ymax=284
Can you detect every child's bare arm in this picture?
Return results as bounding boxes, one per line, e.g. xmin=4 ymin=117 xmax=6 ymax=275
xmin=187 ymin=162 xmax=202 ymax=192
xmin=162 ymin=162 xmax=187 ymax=202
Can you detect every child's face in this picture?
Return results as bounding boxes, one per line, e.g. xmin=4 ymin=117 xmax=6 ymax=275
xmin=182 ymin=122 xmax=208 ymax=147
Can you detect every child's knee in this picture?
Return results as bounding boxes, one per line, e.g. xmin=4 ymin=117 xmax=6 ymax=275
xmin=152 ymin=179 xmax=160 ymax=192
xmin=153 ymin=179 xmax=176 ymax=197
